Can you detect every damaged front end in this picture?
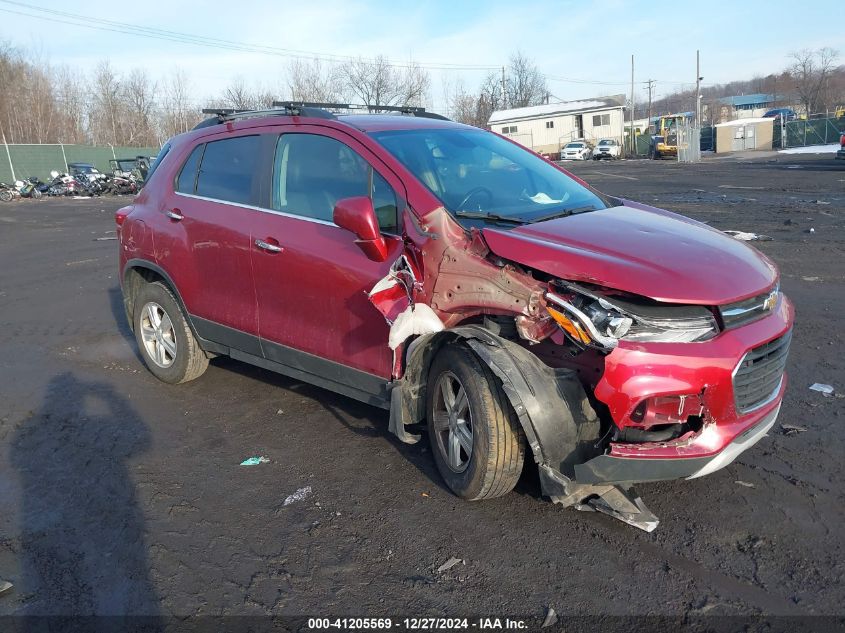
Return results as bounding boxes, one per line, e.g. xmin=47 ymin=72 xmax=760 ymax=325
xmin=368 ymin=207 xmax=791 ymax=532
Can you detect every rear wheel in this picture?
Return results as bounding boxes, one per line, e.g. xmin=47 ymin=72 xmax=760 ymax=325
xmin=0 ymin=190 xmax=11 ymax=202
xmin=427 ymin=345 xmax=525 ymax=501
xmin=133 ymin=281 xmax=208 ymax=384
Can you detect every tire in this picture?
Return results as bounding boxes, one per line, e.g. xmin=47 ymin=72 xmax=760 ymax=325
xmin=426 ymin=344 xmax=525 ymax=501
xmin=0 ymin=190 xmax=11 ymax=202
xmin=31 ymin=188 xmax=42 ymax=199
xmin=133 ymin=281 xmax=208 ymax=384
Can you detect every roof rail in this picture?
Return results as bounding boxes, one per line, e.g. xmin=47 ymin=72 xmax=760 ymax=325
xmin=191 ymin=101 xmax=450 ymax=131
xmin=273 ymin=101 xmax=450 ymax=120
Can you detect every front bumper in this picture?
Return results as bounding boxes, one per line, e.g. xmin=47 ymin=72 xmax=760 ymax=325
xmin=573 ymin=403 xmax=780 ymax=484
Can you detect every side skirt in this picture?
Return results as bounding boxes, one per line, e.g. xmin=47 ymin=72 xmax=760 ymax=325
xmin=191 ymin=315 xmax=391 ymax=410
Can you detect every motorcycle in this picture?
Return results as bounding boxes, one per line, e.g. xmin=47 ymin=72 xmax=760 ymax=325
xmin=15 ymin=178 xmax=43 ymax=199
xmin=46 ymin=171 xmax=77 ymax=196
xmin=109 ymin=174 xmax=139 ymax=195
xmin=0 ymin=182 xmax=21 ymax=202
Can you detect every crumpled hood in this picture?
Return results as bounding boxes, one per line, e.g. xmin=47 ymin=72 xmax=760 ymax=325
xmin=482 ymin=201 xmax=778 ymax=305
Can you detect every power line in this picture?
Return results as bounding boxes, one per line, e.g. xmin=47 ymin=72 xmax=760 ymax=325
xmin=0 ymin=0 xmax=500 ymax=71
xmin=2 ymin=0 xmax=709 ymax=90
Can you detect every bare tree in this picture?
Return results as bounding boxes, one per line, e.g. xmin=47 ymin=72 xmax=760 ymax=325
xmin=506 ymin=52 xmax=548 ymax=108
xmin=159 ymin=68 xmax=199 ymax=139
xmin=789 ymin=47 xmax=840 ymax=115
xmin=89 ymin=61 xmax=123 ymax=145
xmin=338 ymin=55 xmax=430 ymax=109
xmin=287 ymin=58 xmax=343 ymax=102
xmin=124 ymin=69 xmax=157 ymax=146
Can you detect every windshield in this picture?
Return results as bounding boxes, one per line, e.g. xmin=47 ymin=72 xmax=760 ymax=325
xmin=565 ymin=143 xmax=584 ymax=148
xmin=371 ymin=128 xmax=607 ymax=223
xmin=116 ymin=160 xmax=136 ymax=171
xmin=598 ymin=140 xmax=612 ymax=145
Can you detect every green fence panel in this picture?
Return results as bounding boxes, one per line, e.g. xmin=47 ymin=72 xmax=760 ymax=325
xmin=635 ymin=134 xmax=651 ymax=155
xmin=784 ymin=117 xmax=845 ymax=148
xmin=0 ymin=144 xmax=160 ymax=183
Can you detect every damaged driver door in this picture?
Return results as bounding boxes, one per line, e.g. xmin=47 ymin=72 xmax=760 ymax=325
xmin=250 ymin=127 xmax=406 ymax=390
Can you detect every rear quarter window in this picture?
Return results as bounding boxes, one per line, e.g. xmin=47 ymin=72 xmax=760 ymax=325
xmin=176 ymin=144 xmax=204 ymax=194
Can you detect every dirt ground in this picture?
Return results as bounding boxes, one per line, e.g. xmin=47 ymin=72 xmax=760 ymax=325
xmin=0 ymin=153 xmax=844 ymax=627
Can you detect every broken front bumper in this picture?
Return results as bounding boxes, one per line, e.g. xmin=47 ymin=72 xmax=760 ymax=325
xmin=573 ymin=403 xmax=780 ymax=484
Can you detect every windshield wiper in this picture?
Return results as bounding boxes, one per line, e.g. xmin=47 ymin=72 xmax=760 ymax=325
xmin=453 ymin=210 xmax=527 ymax=224
xmin=530 ymin=205 xmax=598 ymax=223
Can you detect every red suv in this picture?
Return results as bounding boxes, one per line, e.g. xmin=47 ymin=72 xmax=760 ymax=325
xmin=118 ymin=103 xmax=793 ymax=531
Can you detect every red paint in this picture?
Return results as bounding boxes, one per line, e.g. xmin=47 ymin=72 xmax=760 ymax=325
xmin=333 ymin=196 xmax=388 ymax=262
xmin=120 ymin=110 xmax=794 ymax=474
xmin=483 ymin=202 xmax=778 ymax=305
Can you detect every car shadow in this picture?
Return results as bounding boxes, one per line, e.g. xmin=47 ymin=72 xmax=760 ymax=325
xmin=10 ymin=372 xmax=160 ymax=616
xmin=210 ymin=356 xmax=453 ymax=496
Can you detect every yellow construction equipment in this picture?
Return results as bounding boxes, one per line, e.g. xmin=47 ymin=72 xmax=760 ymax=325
xmin=648 ymin=113 xmax=688 ymax=159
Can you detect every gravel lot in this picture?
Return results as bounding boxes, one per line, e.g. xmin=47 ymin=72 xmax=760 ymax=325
xmin=0 ymin=153 xmax=843 ymax=626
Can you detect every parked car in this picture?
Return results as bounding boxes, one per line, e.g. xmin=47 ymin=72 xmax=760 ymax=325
xmin=592 ymin=138 xmax=621 ymax=160
xmin=762 ymin=108 xmax=797 ymax=122
xmin=117 ymin=103 xmax=793 ymax=531
xmin=560 ymin=141 xmax=592 ymax=160
xmin=837 ymin=132 xmax=845 ymax=160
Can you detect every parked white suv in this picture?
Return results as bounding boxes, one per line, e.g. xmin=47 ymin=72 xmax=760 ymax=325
xmin=593 ymin=139 xmax=621 ymax=160
xmin=561 ymin=141 xmax=592 ymax=161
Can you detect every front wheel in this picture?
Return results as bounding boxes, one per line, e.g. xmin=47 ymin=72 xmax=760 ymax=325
xmin=133 ymin=281 xmax=208 ymax=384
xmin=0 ymin=190 xmax=12 ymax=202
xmin=427 ymin=345 xmax=525 ymax=501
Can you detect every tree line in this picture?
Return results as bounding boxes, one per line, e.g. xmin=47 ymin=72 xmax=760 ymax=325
xmin=0 ymin=41 xmax=551 ymax=146
xmin=642 ymin=48 xmax=843 ymax=123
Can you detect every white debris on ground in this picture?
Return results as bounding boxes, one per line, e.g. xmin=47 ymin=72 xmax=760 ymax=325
xmin=283 ymin=486 xmax=313 ymax=506
xmin=723 ymin=230 xmax=773 ymax=242
xmin=778 ymin=144 xmax=840 ymax=155
xmin=436 ymin=557 xmax=465 ymax=573
xmin=809 ymin=383 xmax=834 ymax=395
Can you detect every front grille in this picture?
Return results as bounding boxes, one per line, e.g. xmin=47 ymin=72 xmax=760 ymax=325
xmin=733 ymin=331 xmax=791 ymax=413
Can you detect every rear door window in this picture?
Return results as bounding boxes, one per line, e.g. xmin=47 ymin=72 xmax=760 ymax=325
xmin=195 ymin=135 xmax=261 ymax=205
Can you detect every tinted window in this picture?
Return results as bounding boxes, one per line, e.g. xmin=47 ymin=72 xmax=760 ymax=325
xmin=273 ymin=134 xmax=398 ymax=231
xmin=196 ymin=135 xmax=261 ymax=205
xmin=176 ymin=144 xmax=204 ymax=194
xmin=144 ymin=143 xmax=170 ymax=185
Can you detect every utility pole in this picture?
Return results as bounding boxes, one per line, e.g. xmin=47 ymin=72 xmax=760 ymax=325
xmin=629 ymin=54 xmax=635 ymax=155
xmin=695 ymin=49 xmax=702 ymax=128
xmin=645 ymin=79 xmax=655 ymax=132
xmin=501 ymin=66 xmax=507 ymax=109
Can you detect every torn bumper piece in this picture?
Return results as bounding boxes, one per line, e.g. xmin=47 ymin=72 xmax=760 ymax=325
xmin=573 ymin=404 xmax=780 ymax=485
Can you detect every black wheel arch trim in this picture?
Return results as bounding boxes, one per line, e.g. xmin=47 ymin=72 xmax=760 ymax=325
xmin=389 ymin=325 xmax=602 ymax=498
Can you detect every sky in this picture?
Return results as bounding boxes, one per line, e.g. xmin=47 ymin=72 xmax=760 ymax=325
xmin=3 ymin=0 xmax=842 ymax=114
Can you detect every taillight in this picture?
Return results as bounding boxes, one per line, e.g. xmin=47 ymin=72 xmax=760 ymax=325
xmin=115 ymin=206 xmax=132 ymax=227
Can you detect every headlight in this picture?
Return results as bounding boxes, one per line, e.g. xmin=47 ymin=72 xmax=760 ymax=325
xmin=545 ymin=283 xmax=718 ymax=349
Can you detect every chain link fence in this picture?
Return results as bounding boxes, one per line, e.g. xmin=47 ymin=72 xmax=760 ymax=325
xmin=677 ymin=124 xmax=701 ymax=163
xmin=0 ymin=143 xmax=161 ymax=183
xmin=773 ymin=116 xmax=845 ymax=149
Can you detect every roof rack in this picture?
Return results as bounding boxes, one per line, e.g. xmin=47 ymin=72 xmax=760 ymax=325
xmin=192 ymin=102 xmax=450 ymax=130
xmin=273 ymin=102 xmax=450 ymax=121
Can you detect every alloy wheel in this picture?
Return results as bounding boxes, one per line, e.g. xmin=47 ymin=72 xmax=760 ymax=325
xmin=139 ymin=301 xmax=177 ymax=368
xmin=432 ymin=371 xmax=474 ymax=473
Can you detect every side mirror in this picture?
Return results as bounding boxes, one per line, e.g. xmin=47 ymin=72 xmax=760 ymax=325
xmin=333 ymin=196 xmax=388 ymax=262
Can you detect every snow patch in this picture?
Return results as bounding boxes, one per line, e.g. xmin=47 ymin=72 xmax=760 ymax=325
xmin=778 ymin=144 xmax=840 ymax=155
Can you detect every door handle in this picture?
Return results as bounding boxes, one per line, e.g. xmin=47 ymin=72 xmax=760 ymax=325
xmin=255 ymin=238 xmax=283 ymax=253
xmin=164 ymin=209 xmax=184 ymax=221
